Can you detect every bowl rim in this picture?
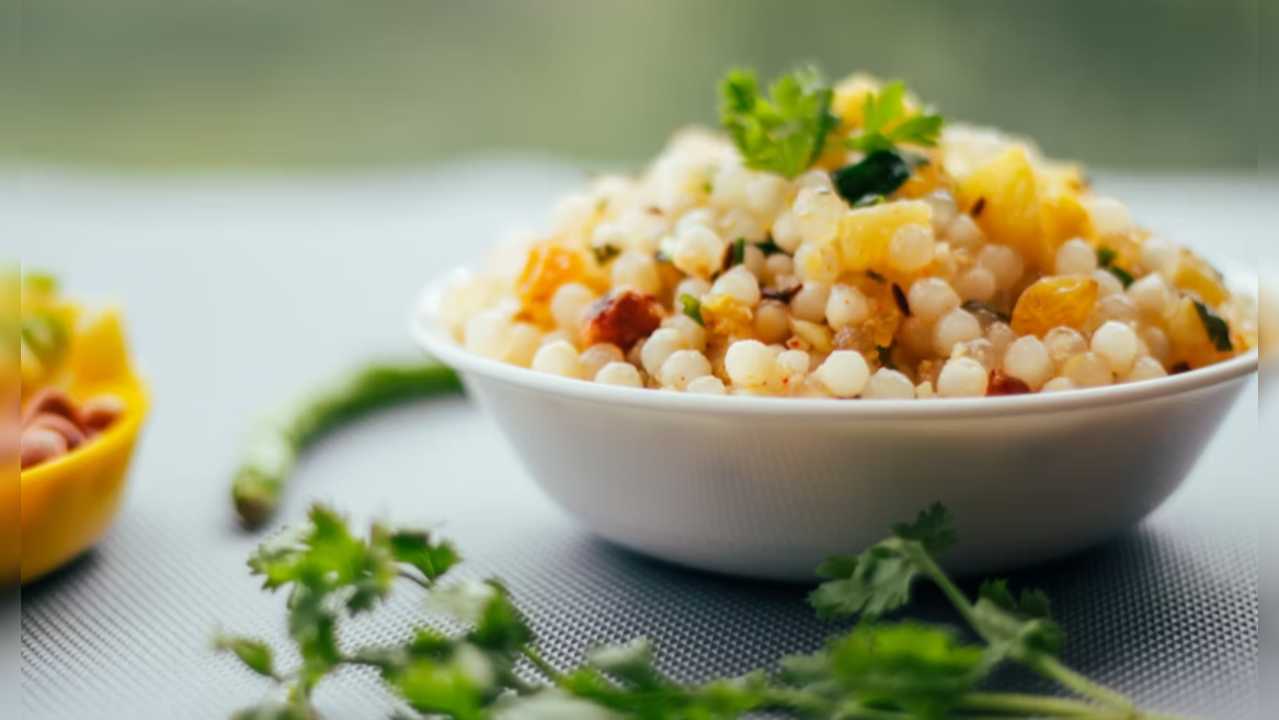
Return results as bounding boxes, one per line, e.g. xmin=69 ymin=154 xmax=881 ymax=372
xmin=413 ymin=267 xmax=1260 ymax=420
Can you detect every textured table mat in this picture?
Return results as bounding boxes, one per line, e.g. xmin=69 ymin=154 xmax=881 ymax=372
xmin=11 ymin=165 xmax=1268 ymax=719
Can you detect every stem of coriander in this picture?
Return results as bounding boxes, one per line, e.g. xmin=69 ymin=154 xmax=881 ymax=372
xmin=1027 ymin=656 xmax=1136 ymax=716
xmin=902 ymin=542 xmax=1139 ymax=716
xmin=898 ymin=541 xmax=985 ymax=634
xmin=396 ymin=569 xmax=434 ymax=591
xmin=957 ymin=693 xmax=1113 ymax=717
xmin=520 ymin=647 xmax=564 ymax=684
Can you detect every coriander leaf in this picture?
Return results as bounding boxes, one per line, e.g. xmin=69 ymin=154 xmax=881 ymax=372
xmin=831 ymin=150 xmax=912 ymax=205
xmin=892 ymin=502 xmax=957 ymax=556
xmin=593 ymin=244 xmax=622 ymax=265
xmin=289 ymin=589 xmax=343 ymax=685
xmin=850 ymin=81 xmax=944 ymax=153
xmin=815 ymin=555 xmax=860 ymax=580
xmin=974 ymin=581 xmax=1063 ymax=660
xmin=20 ymin=311 xmax=70 ymax=369
xmin=833 ymin=624 xmax=989 ymax=719
xmin=213 ymin=635 xmax=278 ymax=679
xmin=754 ymin=238 xmax=789 ymax=257
xmin=587 ymin=638 xmax=664 ymax=690
xmin=388 ymin=647 xmax=491 ymax=720
xmin=828 ymin=622 xmax=985 ymax=718
xmin=385 ymin=524 xmax=461 ymax=584
xmin=679 ymin=294 xmax=706 ymax=327
xmin=231 ymin=701 xmax=318 ymax=720
xmin=1097 ymin=247 xmax=1118 ymax=268
xmin=1108 ymin=266 xmax=1135 ymax=289
xmin=809 ymin=546 xmax=920 ymax=620
xmin=1194 ymin=300 xmax=1234 ymax=351
xmin=493 ymin=691 xmax=621 ymax=720
xmin=247 ymin=526 xmax=309 ymax=591
xmin=720 ymin=67 xmax=837 ymax=180
xmin=731 ymin=237 xmax=747 ymax=266
xmin=22 ymin=271 xmax=60 ymax=296
xmin=468 ymin=580 xmax=534 ymax=655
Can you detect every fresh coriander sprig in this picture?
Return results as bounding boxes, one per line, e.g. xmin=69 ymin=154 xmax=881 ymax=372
xmin=720 ymin=67 xmax=838 ymax=180
xmin=218 ymin=503 xmax=1199 ymax=720
xmin=847 ymin=81 xmax=944 ymax=154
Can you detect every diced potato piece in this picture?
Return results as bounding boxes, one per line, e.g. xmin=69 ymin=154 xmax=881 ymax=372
xmin=1011 ymin=276 xmax=1100 ymax=338
xmin=1165 ymin=296 xmax=1224 ymax=369
xmin=956 ymin=146 xmax=1052 ymax=270
xmin=837 ymin=200 xmax=932 ymax=273
xmin=516 ymin=244 xmax=606 ymax=327
xmin=1039 ymin=181 xmax=1091 ymax=248
xmin=1172 ymin=252 xmax=1228 ymax=307
xmin=700 ymin=293 xmax=754 ymax=339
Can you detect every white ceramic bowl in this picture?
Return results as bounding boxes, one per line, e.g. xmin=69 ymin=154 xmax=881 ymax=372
xmin=415 ymin=270 xmax=1259 ymax=582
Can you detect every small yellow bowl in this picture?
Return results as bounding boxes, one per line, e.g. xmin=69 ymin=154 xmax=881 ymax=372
xmin=7 ymin=308 xmax=150 ymax=585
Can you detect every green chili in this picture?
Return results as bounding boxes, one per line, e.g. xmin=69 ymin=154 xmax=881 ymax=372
xmin=232 ymin=360 xmax=463 ymax=528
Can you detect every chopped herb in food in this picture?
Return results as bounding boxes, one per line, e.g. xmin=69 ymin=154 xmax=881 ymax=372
xmin=1194 ymin=300 xmax=1234 ymax=351
xmin=754 ymin=238 xmax=789 ymax=257
xmin=892 ymin=283 xmax=911 ymax=316
xmin=961 ymin=300 xmax=1011 ymax=325
xmin=847 ymin=81 xmax=945 ymax=153
xmin=832 ymin=150 xmax=912 ymax=205
xmin=679 ymin=293 xmax=705 ymax=327
xmin=731 ymin=237 xmax=747 ymax=266
xmin=720 ymin=67 xmax=837 ymax=180
xmin=1095 ymin=247 xmax=1134 ymax=287
xmin=591 ymin=244 xmax=621 ymax=265
xmin=218 ymin=502 xmax=1206 ymax=720
xmin=1108 ymin=266 xmax=1135 ymax=288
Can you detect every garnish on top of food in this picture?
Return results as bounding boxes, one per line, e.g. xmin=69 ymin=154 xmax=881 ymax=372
xmin=442 ymin=68 xmax=1259 ymax=399
xmin=14 ymin=272 xmax=126 ymax=470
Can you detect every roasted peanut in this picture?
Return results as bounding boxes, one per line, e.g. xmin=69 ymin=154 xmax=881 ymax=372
xmin=21 ymin=427 xmax=69 ymax=469
xmin=28 ymin=413 xmax=87 ymax=449
xmin=22 ymin=388 xmax=79 ymax=428
xmin=581 ymin=290 xmax=664 ymax=351
xmin=80 ymin=395 xmax=126 ymax=433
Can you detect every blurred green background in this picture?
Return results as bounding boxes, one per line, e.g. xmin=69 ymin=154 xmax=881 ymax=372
xmin=15 ymin=0 xmax=1258 ymax=171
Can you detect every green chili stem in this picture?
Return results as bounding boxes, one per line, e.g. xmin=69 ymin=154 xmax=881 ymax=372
xmin=232 ymin=361 xmax=463 ymax=528
xmin=520 ymin=647 xmax=564 ymax=685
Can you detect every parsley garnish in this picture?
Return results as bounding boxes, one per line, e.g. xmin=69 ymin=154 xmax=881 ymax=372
xmin=1194 ymin=300 xmax=1234 ymax=351
xmin=1097 ymin=247 xmax=1118 ymax=268
xmin=592 ymin=244 xmax=621 ymax=265
xmin=847 ymin=81 xmax=944 ymax=153
xmin=731 ymin=237 xmax=747 ymax=267
xmin=832 ymin=150 xmax=913 ymax=205
xmin=720 ymin=67 xmax=837 ymax=180
xmin=1096 ymin=247 xmax=1134 ymax=288
xmin=219 ymin=500 xmax=1201 ymax=720
xmin=679 ymin=294 xmax=705 ymax=327
xmin=1109 ymin=267 xmax=1135 ymax=288
xmin=754 ymin=238 xmax=789 ymax=257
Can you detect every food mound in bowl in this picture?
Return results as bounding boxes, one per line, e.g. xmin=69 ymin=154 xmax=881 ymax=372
xmin=441 ymin=69 xmax=1259 ymax=399
xmin=11 ymin=273 xmax=125 ymax=469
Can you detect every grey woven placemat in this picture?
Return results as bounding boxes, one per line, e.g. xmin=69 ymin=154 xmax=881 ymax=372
xmin=14 ymin=168 xmax=1265 ymax=719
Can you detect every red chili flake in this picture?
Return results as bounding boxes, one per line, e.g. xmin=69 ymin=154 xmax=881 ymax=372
xmin=892 ymin=284 xmax=911 ymax=317
xmin=1171 ymin=362 xmax=1192 ymax=375
xmin=971 ymin=197 xmax=987 ymax=218
xmin=580 ymin=290 xmax=664 ymax=351
xmin=987 ymin=370 xmax=1031 ymax=396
